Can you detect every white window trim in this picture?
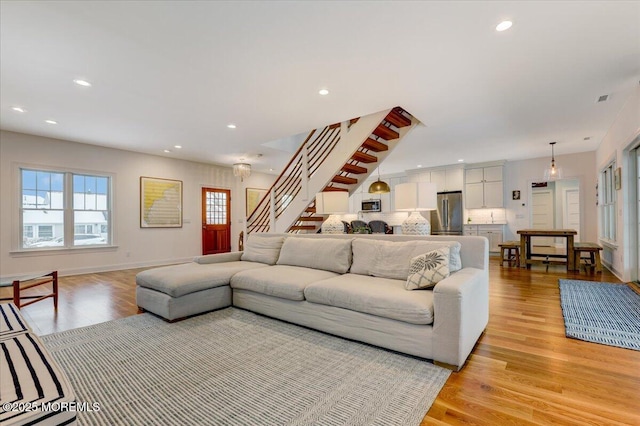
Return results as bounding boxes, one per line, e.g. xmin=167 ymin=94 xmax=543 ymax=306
xmin=12 ymin=162 xmax=117 ymax=253
xmin=598 ymin=155 xmax=617 ymax=245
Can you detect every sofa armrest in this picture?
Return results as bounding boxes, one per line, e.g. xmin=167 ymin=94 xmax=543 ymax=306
xmin=432 ymin=267 xmax=489 ymax=370
xmin=194 ymin=251 xmax=243 ymax=264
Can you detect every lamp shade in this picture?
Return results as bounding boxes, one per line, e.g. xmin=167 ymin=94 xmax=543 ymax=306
xmin=315 ymin=191 xmax=349 ymax=214
xmin=394 ymin=182 xmax=437 ymax=211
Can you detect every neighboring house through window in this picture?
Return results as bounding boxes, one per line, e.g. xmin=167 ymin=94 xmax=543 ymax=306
xmin=20 ymin=167 xmax=111 ymax=249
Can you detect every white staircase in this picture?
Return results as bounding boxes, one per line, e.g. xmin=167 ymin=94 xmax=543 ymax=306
xmin=247 ymin=107 xmax=419 ymax=234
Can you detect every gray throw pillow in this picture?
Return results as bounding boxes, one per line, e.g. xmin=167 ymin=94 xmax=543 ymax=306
xmin=277 ymin=237 xmax=352 ymax=273
xmin=241 ymin=235 xmax=285 ymax=265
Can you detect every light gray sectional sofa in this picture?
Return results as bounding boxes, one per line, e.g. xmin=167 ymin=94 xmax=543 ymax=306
xmin=136 ymin=233 xmax=489 ymax=370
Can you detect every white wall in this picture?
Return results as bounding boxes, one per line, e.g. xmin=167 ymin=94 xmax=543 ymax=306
xmin=502 ymin=151 xmax=597 ymax=243
xmin=595 ymin=86 xmax=640 ymax=281
xmin=0 ymin=131 xmax=275 ymax=277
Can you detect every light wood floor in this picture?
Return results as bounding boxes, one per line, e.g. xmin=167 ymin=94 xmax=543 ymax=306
xmin=4 ymin=260 xmax=639 ymax=425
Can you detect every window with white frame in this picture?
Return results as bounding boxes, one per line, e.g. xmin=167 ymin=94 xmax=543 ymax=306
xmin=599 ymin=160 xmax=616 ymax=242
xmin=20 ymin=168 xmax=111 ymax=249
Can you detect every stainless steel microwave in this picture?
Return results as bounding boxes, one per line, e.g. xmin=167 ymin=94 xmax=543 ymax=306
xmin=361 ymin=199 xmax=381 ymax=212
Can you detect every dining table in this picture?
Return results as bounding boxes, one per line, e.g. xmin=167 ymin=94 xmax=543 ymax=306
xmin=516 ymin=229 xmax=578 ymax=271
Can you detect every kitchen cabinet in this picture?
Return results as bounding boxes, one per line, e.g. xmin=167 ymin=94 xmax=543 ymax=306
xmin=464 ymin=224 xmax=504 ymax=252
xmin=430 ymin=168 xmax=463 ymax=192
xmin=464 ymin=165 xmax=504 ymax=208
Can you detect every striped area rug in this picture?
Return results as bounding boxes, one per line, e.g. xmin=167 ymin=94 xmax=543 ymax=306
xmin=559 ymin=279 xmax=640 ymax=350
xmin=41 ymin=308 xmax=450 ymax=425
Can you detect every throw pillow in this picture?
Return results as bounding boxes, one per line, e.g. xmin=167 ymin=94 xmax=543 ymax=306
xmin=405 ymin=247 xmax=450 ymax=290
xmin=241 ymin=235 xmax=285 ymax=265
xmin=277 ymin=237 xmax=353 ymax=273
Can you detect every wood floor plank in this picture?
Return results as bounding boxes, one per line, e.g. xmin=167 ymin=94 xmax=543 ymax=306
xmin=5 ymin=258 xmax=639 ymax=425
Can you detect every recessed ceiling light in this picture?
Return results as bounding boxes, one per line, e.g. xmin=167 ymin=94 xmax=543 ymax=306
xmin=73 ymin=79 xmax=92 ymax=87
xmin=227 ymin=124 xmax=237 ymax=129
xmin=417 ymin=165 xmax=422 ymax=168
xmin=269 ymin=168 xmax=274 ymax=172
xmin=496 ymin=20 xmax=513 ymax=32
xmin=174 ymin=145 xmax=182 ymax=149
xmin=11 ymin=106 xmax=26 ymax=113
xmin=458 ymin=159 xmax=464 ymax=162
xmin=164 ymin=149 xmax=171 ymax=153
xmin=318 ymin=89 xmax=329 ymax=96
xmin=45 ymin=120 xmax=57 ymax=125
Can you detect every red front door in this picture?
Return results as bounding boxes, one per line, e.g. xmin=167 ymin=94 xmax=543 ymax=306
xmin=202 ymin=187 xmax=231 ymax=255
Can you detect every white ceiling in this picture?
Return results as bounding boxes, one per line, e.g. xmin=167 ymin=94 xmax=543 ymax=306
xmin=1 ymin=1 xmax=639 ymax=174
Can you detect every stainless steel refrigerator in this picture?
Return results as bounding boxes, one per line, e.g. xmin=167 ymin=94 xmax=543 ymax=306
xmin=430 ymin=191 xmax=463 ymax=235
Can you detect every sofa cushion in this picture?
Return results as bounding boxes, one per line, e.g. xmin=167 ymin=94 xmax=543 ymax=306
xmin=136 ymin=261 xmax=267 ymax=298
xmin=277 ymin=237 xmax=352 ymax=273
xmin=351 ymin=239 xmax=462 ymax=280
xmin=304 ymin=274 xmax=435 ymax=325
xmin=231 ymin=265 xmax=338 ymax=301
xmin=241 ymin=235 xmax=285 ymax=265
xmin=406 ymin=247 xmax=451 ymax=290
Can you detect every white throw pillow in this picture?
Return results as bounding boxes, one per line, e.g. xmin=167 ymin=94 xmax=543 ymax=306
xmin=241 ymin=235 xmax=285 ymax=265
xmin=406 ymin=247 xmax=451 ymax=290
xmin=277 ymin=237 xmax=353 ymax=273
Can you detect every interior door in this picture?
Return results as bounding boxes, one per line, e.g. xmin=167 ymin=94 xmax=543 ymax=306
xmin=532 ymin=189 xmax=554 ymax=246
xmin=202 ymin=187 xmax=231 ymax=255
xmin=564 ymin=189 xmax=581 ymax=243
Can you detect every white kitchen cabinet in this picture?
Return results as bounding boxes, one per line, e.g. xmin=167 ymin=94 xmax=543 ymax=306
xmin=463 ymin=225 xmax=478 ymax=236
xmin=430 ymin=168 xmax=463 ymax=192
xmin=478 ymin=225 xmax=504 ymax=253
xmin=464 ymin=165 xmax=504 ymax=208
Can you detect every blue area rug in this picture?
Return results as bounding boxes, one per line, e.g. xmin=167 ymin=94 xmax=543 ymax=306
xmin=559 ymin=279 xmax=640 ymax=350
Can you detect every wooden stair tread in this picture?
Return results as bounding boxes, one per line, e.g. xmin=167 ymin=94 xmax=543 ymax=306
xmin=332 ymin=175 xmax=358 ymax=185
xmin=305 ymin=207 xmax=316 ymax=213
xmin=385 ymin=109 xmax=412 ymax=128
xmin=290 ymin=225 xmax=317 ymax=230
xmin=351 ymin=151 xmax=377 ymax=163
xmin=341 ymin=163 xmax=368 ymax=174
xmin=362 ymin=138 xmax=388 ymax=152
xmin=322 ymin=186 xmax=349 ymax=192
xmin=372 ymin=124 xmax=399 ymax=141
xmin=297 ymin=216 xmax=324 ymax=221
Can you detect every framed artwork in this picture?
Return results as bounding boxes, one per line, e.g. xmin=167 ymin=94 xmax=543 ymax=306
xmin=512 ymin=190 xmax=521 ymax=200
xmin=614 ymin=167 xmax=621 ymax=190
xmin=246 ymin=187 xmax=267 ymax=216
xmin=140 ymin=177 xmax=183 ymax=228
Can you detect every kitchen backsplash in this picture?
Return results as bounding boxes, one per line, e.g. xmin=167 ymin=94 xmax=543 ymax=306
xmin=465 ymin=208 xmax=507 ymax=224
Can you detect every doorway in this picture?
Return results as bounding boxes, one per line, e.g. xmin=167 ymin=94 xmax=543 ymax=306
xmin=531 ymin=188 xmax=555 ymax=246
xmin=202 ymin=187 xmax=231 ymax=255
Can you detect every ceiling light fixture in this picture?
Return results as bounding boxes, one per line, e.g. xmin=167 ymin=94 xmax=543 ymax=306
xmin=543 ymin=142 xmax=563 ymax=181
xmin=12 ymin=106 xmax=26 ymax=113
xmin=164 ymin=149 xmax=171 ymax=153
xmin=45 ymin=120 xmax=57 ymax=125
xmin=318 ymin=89 xmax=329 ymax=96
xmin=417 ymin=165 xmax=423 ymax=168
xmin=174 ymin=145 xmax=182 ymax=149
xmin=368 ymin=167 xmax=391 ymax=194
xmin=227 ymin=124 xmax=237 ymax=129
xmin=233 ymin=162 xmax=251 ymax=182
xmin=496 ymin=20 xmax=513 ymax=32
xmin=73 ymin=79 xmax=92 ymax=87
xmin=458 ymin=159 xmax=464 ymax=162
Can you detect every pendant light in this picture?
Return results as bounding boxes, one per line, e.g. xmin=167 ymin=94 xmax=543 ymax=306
xmin=368 ymin=167 xmax=390 ymax=194
xmin=543 ymin=142 xmax=563 ymax=181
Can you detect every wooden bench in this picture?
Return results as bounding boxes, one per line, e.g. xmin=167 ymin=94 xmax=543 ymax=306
xmin=499 ymin=241 xmax=520 ymax=267
xmin=573 ymin=242 xmax=603 ymax=273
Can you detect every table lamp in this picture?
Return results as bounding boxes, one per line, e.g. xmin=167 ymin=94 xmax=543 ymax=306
xmin=394 ymin=182 xmax=437 ymax=235
xmin=315 ymin=191 xmax=349 ymax=234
